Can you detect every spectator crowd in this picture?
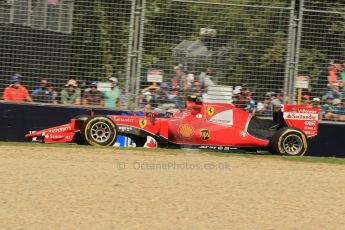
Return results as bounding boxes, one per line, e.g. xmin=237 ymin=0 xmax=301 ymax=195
xmin=2 ymin=74 xmax=121 ymax=109
xmin=137 ymin=63 xmax=345 ymax=121
xmin=2 ymin=62 xmax=345 ymax=122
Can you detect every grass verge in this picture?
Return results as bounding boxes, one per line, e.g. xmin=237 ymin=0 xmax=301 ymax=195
xmin=0 ymin=141 xmax=344 ymax=165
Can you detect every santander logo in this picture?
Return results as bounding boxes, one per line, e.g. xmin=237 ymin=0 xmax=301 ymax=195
xmin=284 ymin=112 xmax=318 ymax=120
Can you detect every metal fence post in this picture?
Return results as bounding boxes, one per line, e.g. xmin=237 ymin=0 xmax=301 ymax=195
xmin=284 ymin=0 xmax=296 ymax=103
xmin=287 ymin=14 xmax=297 ymax=104
xmin=125 ymin=0 xmax=136 ymax=109
xmin=292 ymin=0 xmax=304 ymax=103
xmin=134 ymin=0 xmax=146 ymax=109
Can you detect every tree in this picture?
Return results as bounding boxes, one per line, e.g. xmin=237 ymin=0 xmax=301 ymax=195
xmin=70 ymin=0 xmax=131 ymax=82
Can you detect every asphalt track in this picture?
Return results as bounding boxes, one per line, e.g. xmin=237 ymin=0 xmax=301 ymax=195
xmin=0 ymin=145 xmax=344 ymax=229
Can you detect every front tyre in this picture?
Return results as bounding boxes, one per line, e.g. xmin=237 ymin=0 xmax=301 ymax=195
xmin=80 ymin=115 xmax=117 ymax=146
xmin=270 ymin=127 xmax=308 ymax=156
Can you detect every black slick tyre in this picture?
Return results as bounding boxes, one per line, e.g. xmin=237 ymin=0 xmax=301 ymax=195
xmin=80 ymin=115 xmax=117 ymax=146
xmin=269 ymin=127 xmax=308 ymax=156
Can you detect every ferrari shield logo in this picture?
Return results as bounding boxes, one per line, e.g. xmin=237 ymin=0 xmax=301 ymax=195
xmin=200 ymin=129 xmax=210 ymax=140
xmin=139 ymin=119 xmax=147 ymax=128
xmin=206 ymin=107 xmax=215 ymax=116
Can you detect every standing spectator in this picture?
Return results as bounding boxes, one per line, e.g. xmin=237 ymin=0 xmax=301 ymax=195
xmin=32 ymin=83 xmax=57 ymax=104
xmin=170 ymin=78 xmax=180 ymax=91
xmin=182 ymin=72 xmax=196 ymax=92
xmin=204 ymin=73 xmax=214 ymax=88
xmin=340 ymin=62 xmax=345 ymax=95
xmin=205 ymin=67 xmax=215 ymax=85
xmin=174 ymin=64 xmax=186 ymax=89
xmin=186 ymin=72 xmax=195 ymax=86
xmin=82 ymin=82 xmax=104 ymax=107
xmin=60 ymin=79 xmax=81 ymax=105
xmin=104 ymin=77 xmax=121 ymax=108
xmin=328 ymin=64 xmax=340 ymax=97
xmin=2 ymin=75 xmax=32 ymax=102
xmin=174 ymin=64 xmax=185 ymax=79
xmin=198 ymin=67 xmax=214 ymax=88
xmin=328 ymin=64 xmax=338 ymax=84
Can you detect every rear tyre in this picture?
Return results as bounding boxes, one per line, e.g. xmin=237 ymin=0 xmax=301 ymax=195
xmin=269 ymin=127 xmax=308 ymax=156
xmin=80 ymin=115 xmax=117 ymax=146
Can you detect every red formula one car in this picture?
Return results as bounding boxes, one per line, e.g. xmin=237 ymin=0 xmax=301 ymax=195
xmin=26 ymin=97 xmax=319 ymax=156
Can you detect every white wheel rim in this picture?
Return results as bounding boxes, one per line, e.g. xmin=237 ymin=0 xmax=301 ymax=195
xmin=282 ymin=134 xmax=303 ymax=155
xmin=90 ymin=122 xmax=111 ymax=143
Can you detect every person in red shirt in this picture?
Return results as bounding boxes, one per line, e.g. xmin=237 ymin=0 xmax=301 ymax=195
xmin=2 ymin=75 xmax=32 ymax=102
xmin=328 ymin=64 xmax=340 ymax=95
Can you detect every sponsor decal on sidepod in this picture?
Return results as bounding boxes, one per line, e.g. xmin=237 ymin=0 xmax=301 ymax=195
xmin=284 ymin=112 xmax=318 ymax=120
xmin=209 ymin=109 xmax=233 ymax=126
xmin=144 ymin=136 xmax=157 ymax=148
xmin=178 ymin=124 xmax=194 ymax=138
xmin=200 ymin=129 xmax=210 ymax=140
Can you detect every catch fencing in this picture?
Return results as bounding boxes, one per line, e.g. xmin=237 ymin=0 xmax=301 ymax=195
xmin=0 ymin=0 xmax=344 ymax=121
xmin=297 ymin=0 xmax=345 ymax=100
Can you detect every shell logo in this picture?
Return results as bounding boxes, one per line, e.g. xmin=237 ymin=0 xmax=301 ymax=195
xmin=178 ymin=124 xmax=194 ymax=138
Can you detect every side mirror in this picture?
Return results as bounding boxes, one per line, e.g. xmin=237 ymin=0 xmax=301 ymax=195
xmin=147 ymin=112 xmax=158 ymax=125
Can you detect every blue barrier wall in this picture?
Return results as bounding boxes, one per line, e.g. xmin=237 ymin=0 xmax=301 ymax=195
xmin=0 ymin=102 xmax=344 ymax=157
xmin=0 ymin=102 xmax=125 ymax=142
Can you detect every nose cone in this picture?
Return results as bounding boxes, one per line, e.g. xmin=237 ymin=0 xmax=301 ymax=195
xmin=25 ymin=130 xmax=43 ymax=138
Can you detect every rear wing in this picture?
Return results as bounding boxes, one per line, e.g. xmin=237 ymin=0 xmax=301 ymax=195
xmin=282 ymin=105 xmax=319 ymax=137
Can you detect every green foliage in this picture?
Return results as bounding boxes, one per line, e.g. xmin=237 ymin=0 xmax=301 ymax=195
xmin=70 ymin=0 xmax=131 ymax=81
xmin=69 ymin=0 xmax=345 ymax=93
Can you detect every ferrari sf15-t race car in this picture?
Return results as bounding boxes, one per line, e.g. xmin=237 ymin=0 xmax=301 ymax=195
xmin=26 ymin=97 xmax=319 ymax=156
